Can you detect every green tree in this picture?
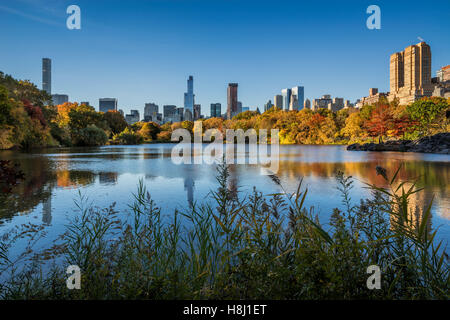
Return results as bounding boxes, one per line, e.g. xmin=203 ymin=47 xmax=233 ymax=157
xmin=406 ymin=97 xmax=449 ymax=136
xmin=74 ymin=125 xmax=108 ymax=146
xmin=103 ymin=110 xmax=128 ymax=135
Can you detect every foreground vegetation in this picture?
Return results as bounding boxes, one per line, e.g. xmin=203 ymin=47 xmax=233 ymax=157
xmin=0 ymin=164 xmax=448 ymax=299
xmin=1 ymin=72 xmax=449 ymax=149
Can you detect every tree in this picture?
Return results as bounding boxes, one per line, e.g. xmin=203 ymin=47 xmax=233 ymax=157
xmin=364 ymin=104 xmax=393 ymax=142
xmin=406 ymin=97 xmax=449 ymax=136
xmin=113 ymin=127 xmax=143 ymax=145
xmin=103 ymin=110 xmax=128 ymax=135
xmin=341 ymin=112 xmax=364 ymax=140
xmin=138 ymin=122 xmax=161 ymax=141
xmin=74 ymin=125 xmax=108 ymax=146
xmin=68 ymin=104 xmax=105 ymax=133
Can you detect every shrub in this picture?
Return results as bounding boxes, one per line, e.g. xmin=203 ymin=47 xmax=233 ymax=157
xmin=73 ymin=125 xmax=108 ymax=146
xmin=113 ymin=127 xmax=144 ymax=145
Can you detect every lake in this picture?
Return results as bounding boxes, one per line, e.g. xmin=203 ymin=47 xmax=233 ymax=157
xmin=1 ymin=144 xmax=449 ymax=249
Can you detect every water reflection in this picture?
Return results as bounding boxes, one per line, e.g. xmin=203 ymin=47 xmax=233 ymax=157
xmin=0 ymin=145 xmax=448 ymax=241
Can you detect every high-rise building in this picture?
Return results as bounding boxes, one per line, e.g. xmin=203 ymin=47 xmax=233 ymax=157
xmin=99 ymin=98 xmax=118 ymax=112
xmin=163 ymin=105 xmax=177 ymax=118
xmin=304 ymin=98 xmax=311 ymax=109
xmin=389 ymin=42 xmax=434 ymax=104
xmin=163 ymin=105 xmax=180 ymax=123
xmin=42 ymin=58 xmax=51 ymax=94
xmin=184 ymin=76 xmax=195 ymax=121
xmin=227 ymin=83 xmax=238 ymax=119
xmin=51 ymin=94 xmax=68 ymax=105
xmin=273 ymin=95 xmax=283 ymax=109
xmin=144 ymin=103 xmax=159 ymax=121
xmin=194 ymin=104 xmax=201 ymax=120
xmin=237 ymin=101 xmax=242 ymax=114
xmin=125 ymin=110 xmax=140 ymax=124
xmin=80 ymin=101 xmax=90 ymax=106
xmin=264 ymin=100 xmax=273 ymax=112
xmin=177 ymin=107 xmax=184 ymax=121
xmin=281 ymin=88 xmax=292 ymax=111
xmin=210 ymin=103 xmax=221 ymax=118
xmin=290 ymin=86 xmax=304 ymax=111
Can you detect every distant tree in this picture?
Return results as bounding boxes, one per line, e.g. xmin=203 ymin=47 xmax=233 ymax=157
xmin=74 ymin=125 xmax=108 ymax=146
xmin=364 ymin=104 xmax=393 ymax=142
xmin=406 ymin=97 xmax=449 ymax=136
xmin=138 ymin=122 xmax=161 ymax=141
xmin=68 ymin=104 xmax=105 ymax=132
xmin=341 ymin=112 xmax=364 ymax=139
xmin=103 ymin=110 xmax=128 ymax=135
xmin=113 ymin=127 xmax=143 ymax=145
xmin=156 ymin=131 xmax=172 ymax=142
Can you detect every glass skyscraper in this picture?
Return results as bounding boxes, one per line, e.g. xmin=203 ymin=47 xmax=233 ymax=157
xmin=42 ymin=58 xmax=51 ymax=94
xmin=184 ymin=76 xmax=195 ymax=121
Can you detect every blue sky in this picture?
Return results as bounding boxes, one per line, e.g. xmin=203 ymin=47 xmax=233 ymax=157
xmin=0 ymin=0 xmax=449 ymax=116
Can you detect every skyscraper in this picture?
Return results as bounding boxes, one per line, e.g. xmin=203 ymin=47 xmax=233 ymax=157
xmin=184 ymin=76 xmax=195 ymax=121
xmin=273 ymin=95 xmax=283 ymax=109
xmin=291 ymin=86 xmax=304 ymax=111
xmin=227 ymin=83 xmax=238 ymax=119
xmin=42 ymin=58 xmax=51 ymax=94
xmin=281 ymin=88 xmax=291 ymax=111
xmin=210 ymin=103 xmax=221 ymax=118
xmin=389 ymin=42 xmax=433 ymax=104
xmin=194 ymin=104 xmax=201 ymax=120
xmin=99 ymin=98 xmax=118 ymax=112
xmin=144 ymin=103 xmax=159 ymax=121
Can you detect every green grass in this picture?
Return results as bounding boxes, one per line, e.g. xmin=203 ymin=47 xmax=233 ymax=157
xmin=0 ymin=163 xmax=448 ymax=299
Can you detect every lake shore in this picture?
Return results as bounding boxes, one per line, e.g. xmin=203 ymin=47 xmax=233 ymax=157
xmin=347 ymin=132 xmax=450 ymax=154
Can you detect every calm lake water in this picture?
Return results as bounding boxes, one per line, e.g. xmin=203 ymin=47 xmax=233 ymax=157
xmin=1 ymin=144 xmax=449 ymax=249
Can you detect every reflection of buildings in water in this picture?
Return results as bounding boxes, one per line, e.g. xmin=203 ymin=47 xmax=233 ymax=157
xmin=42 ymin=192 xmax=52 ymax=225
xmin=227 ymin=165 xmax=239 ymax=199
xmin=99 ymin=172 xmax=118 ymax=185
xmin=184 ymin=176 xmax=195 ymax=207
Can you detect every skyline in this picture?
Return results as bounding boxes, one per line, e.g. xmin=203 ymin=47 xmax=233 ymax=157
xmin=1 ymin=0 xmax=449 ymax=115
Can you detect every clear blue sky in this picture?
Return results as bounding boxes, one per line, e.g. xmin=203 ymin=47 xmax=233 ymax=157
xmin=1 ymin=0 xmax=449 ymax=116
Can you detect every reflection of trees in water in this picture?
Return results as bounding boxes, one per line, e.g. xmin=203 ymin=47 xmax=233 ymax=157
xmin=276 ymin=159 xmax=449 ymax=221
xmin=0 ymin=155 xmax=54 ymax=223
xmin=277 ymin=160 xmax=449 ymax=193
xmin=0 ymin=151 xmax=118 ymax=223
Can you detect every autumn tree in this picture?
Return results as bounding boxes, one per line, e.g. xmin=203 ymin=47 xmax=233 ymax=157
xmin=364 ymin=104 xmax=393 ymax=143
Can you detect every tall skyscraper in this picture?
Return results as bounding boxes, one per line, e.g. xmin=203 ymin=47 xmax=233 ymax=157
xmin=281 ymin=88 xmax=291 ymax=111
xmin=389 ymin=42 xmax=433 ymax=104
xmin=184 ymin=76 xmax=195 ymax=121
xmin=99 ymin=98 xmax=118 ymax=112
xmin=273 ymin=95 xmax=283 ymax=109
xmin=291 ymin=86 xmax=304 ymax=111
xmin=42 ymin=58 xmax=51 ymax=94
xmin=227 ymin=83 xmax=238 ymax=119
xmin=210 ymin=103 xmax=221 ymax=118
